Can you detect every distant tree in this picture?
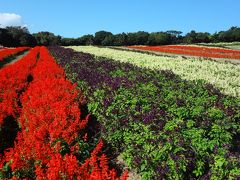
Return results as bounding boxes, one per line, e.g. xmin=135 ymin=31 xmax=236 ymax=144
xmin=33 ymin=32 xmax=61 ymax=46
xmin=183 ymin=30 xmax=197 ymax=44
xmin=0 ymin=28 xmax=14 ymax=46
xmin=217 ymin=31 xmax=229 ymax=42
xmin=113 ymin=33 xmax=128 ymax=46
xmin=102 ymin=35 xmax=115 ymax=46
xmin=135 ymin=31 xmax=149 ymax=45
xmin=232 ymin=27 xmax=240 ymax=41
xmin=184 ymin=31 xmax=212 ymax=43
xmin=61 ymin=38 xmax=79 ymax=46
xmin=0 ymin=26 xmax=36 ymax=47
xmin=33 ymin=32 xmax=48 ymax=45
xmin=19 ymin=33 xmax=37 ymax=46
xmin=2 ymin=26 xmax=240 ymax=47
xmin=195 ymin=32 xmax=211 ymax=43
xmin=209 ymin=32 xmax=219 ymax=43
xmin=126 ymin=33 xmax=137 ymax=45
xmin=148 ymin=32 xmax=171 ymax=45
xmin=166 ymin=30 xmax=182 ymax=37
xmin=6 ymin=26 xmax=27 ymax=46
xmin=127 ymin=31 xmax=149 ymax=45
xmin=52 ymin=35 xmax=62 ymax=45
xmin=78 ymin=35 xmax=94 ymax=45
xmin=166 ymin=30 xmax=182 ymax=44
xmin=94 ymin=31 xmax=113 ymax=45
xmin=217 ymin=26 xmax=240 ymax=42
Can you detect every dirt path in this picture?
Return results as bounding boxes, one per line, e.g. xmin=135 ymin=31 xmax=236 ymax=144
xmin=1 ymin=50 xmax=29 ymax=68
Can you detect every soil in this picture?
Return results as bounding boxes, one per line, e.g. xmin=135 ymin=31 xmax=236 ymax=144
xmin=116 ymin=155 xmax=141 ymax=180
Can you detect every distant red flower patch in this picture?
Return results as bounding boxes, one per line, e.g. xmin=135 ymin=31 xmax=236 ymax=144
xmin=128 ymin=45 xmax=240 ymax=59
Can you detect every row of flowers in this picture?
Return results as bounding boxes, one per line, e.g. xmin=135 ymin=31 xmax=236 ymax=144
xmin=0 ymin=46 xmax=127 ymax=179
xmin=50 ymin=46 xmax=240 ymax=179
xmin=0 ymin=47 xmax=29 ymax=62
xmin=127 ymin=45 xmax=240 ymax=59
xmin=0 ymin=46 xmax=40 ymax=126
xmin=72 ymin=46 xmax=240 ymax=98
xmin=158 ymin=45 xmax=240 ymax=54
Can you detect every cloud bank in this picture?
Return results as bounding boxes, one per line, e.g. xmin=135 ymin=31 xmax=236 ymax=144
xmin=0 ymin=13 xmax=26 ymax=27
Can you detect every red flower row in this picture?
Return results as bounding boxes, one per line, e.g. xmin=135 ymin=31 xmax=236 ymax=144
xmin=0 ymin=47 xmax=40 ymax=125
xmin=162 ymin=45 xmax=240 ymax=54
xmin=128 ymin=45 xmax=240 ymax=59
xmin=0 ymin=47 xmax=29 ymax=62
xmin=0 ymin=47 xmax=128 ymax=179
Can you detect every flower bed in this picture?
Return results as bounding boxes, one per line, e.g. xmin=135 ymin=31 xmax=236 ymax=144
xmin=0 ymin=47 xmax=29 ymax=62
xmin=0 ymin=47 xmax=40 ymax=126
xmin=128 ymin=45 xmax=240 ymax=59
xmin=0 ymin=46 xmax=127 ymax=179
xmin=72 ymin=46 xmax=240 ymax=98
xmin=50 ymin=46 xmax=240 ymax=179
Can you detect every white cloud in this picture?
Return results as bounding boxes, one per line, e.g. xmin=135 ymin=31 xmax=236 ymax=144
xmin=0 ymin=13 xmax=26 ymax=27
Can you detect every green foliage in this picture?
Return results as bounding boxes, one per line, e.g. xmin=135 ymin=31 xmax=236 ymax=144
xmin=207 ymin=107 xmax=224 ymax=119
xmin=102 ymin=35 xmax=115 ymax=46
xmin=82 ymin=67 xmax=240 ymax=178
xmin=148 ymin=32 xmax=172 ymax=45
xmin=33 ymin=31 xmax=61 ymax=46
xmin=1 ymin=26 xmax=240 ymax=47
xmin=94 ymin=31 xmax=113 ymax=45
xmin=0 ymin=26 xmax=36 ymax=47
xmin=0 ymin=161 xmax=12 ymax=179
xmin=127 ymin=31 xmax=149 ymax=45
xmin=112 ymin=33 xmax=128 ymax=46
xmin=218 ymin=26 xmax=240 ymax=42
xmin=51 ymin=46 xmax=240 ymax=179
xmin=77 ymin=35 xmax=95 ymax=45
xmin=61 ymin=38 xmax=79 ymax=46
xmin=183 ymin=30 xmax=211 ymax=43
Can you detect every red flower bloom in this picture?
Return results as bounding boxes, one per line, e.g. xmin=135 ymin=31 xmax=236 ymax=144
xmin=0 ymin=46 xmax=128 ymax=180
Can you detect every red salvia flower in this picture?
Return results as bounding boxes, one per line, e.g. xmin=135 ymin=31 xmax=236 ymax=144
xmin=0 ymin=46 xmax=128 ymax=180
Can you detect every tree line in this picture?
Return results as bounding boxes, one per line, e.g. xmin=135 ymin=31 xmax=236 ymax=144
xmin=0 ymin=26 xmax=240 ymax=47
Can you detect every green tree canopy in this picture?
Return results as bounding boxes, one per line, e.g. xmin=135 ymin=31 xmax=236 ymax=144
xmin=94 ymin=31 xmax=113 ymax=45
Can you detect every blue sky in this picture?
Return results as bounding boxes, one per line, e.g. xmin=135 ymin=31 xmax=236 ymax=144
xmin=1 ymin=0 xmax=240 ymax=38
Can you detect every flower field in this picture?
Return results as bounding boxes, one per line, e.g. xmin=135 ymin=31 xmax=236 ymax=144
xmin=1 ymin=44 xmax=240 ymax=179
xmin=71 ymin=46 xmax=240 ymax=98
xmin=49 ymin=46 xmax=240 ymax=179
xmin=127 ymin=45 xmax=240 ymax=60
xmin=0 ymin=47 xmax=29 ymax=62
xmin=0 ymin=46 xmax=127 ymax=179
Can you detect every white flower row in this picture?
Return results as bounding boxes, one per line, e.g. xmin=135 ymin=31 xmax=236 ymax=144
xmin=70 ymin=46 xmax=240 ymax=98
xmin=198 ymin=42 xmax=240 ymax=47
